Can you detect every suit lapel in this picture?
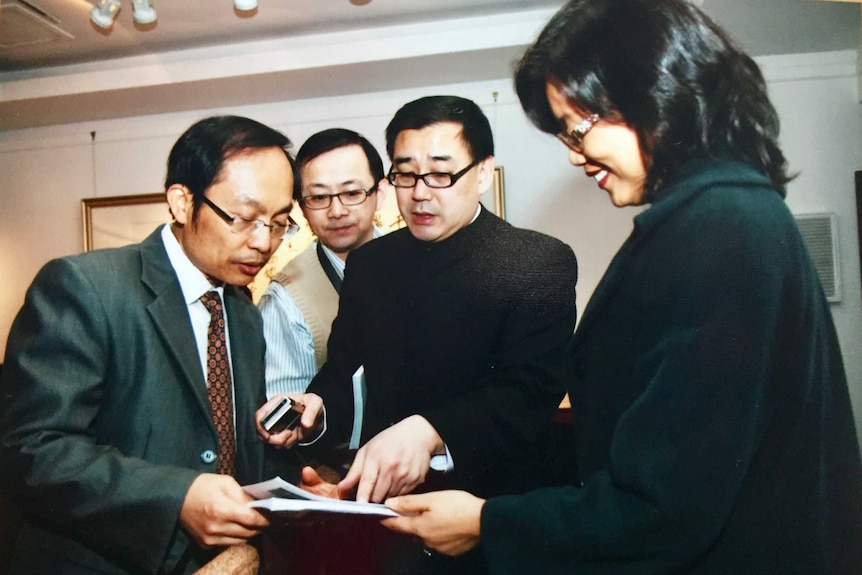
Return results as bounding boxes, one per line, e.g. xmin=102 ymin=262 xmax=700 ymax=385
xmin=138 ymin=230 xmax=212 ymax=419
xmin=572 ymin=229 xmax=642 ymax=349
xmin=573 ymin=159 xmax=775 ymax=349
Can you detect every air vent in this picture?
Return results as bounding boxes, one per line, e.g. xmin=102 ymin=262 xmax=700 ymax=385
xmin=0 ymin=0 xmax=73 ymax=49
xmin=795 ymin=213 xmax=841 ymax=303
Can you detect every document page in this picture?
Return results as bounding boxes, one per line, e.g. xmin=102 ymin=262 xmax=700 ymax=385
xmin=243 ymin=476 xmax=399 ymax=517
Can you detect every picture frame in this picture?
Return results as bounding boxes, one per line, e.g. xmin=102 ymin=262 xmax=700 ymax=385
xmin=82 ymin=193 xmax=171 ymax=251
xmin=482 ymin=166 xmax=506 ymax=219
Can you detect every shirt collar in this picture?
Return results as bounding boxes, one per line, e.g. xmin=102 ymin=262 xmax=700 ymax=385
xmin=160 ymin=224 xmax=222 ymax=304
xmin=318 ymin=225 xmax=384 ymax=280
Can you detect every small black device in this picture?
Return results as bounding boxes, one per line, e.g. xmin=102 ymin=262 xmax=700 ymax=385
xmin=261 ymin=397 xmax=304 ymax=433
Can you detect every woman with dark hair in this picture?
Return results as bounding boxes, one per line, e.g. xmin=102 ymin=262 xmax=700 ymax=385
xmin=382 ymin=1 xmax=862 ymax=573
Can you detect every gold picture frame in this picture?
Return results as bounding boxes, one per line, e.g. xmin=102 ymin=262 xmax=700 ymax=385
xmin=482 ymin=166 xmax=506 ymax=219
xmin=82 ymin=193 xmax=171 ymax=251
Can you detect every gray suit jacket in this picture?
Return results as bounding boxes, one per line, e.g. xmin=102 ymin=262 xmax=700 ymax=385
xmin=0 ymin=228 xmax=266 ymax=575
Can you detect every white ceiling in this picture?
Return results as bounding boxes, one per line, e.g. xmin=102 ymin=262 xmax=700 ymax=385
xmin=0 ymin=0 xmax=859 ymax=131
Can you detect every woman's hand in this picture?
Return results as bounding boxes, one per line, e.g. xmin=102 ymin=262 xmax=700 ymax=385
xmin=382 ymin=490 xmax=485 ymax=556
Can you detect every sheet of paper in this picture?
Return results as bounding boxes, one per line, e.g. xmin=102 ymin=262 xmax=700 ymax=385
xmin=349 ymin=365 xmax=366 ymax=449
xmin=243 ymin=476 xmax=399 ymax=517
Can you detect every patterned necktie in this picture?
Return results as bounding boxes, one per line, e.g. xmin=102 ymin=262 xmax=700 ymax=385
xmin=200 ymin=291 xmax=237 ymax=476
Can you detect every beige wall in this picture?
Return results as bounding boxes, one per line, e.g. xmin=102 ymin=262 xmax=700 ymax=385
xmin=1 ymin=51 xmax=861 ymax=442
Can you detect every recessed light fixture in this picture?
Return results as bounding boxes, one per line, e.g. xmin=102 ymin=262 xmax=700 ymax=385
xmin=90 ymin=0 xmax=121 ymax=29
xmin=132 ymin=0 xmax=157 ymax=25
xmin=234 ymin=0 xmax=257 ymax=10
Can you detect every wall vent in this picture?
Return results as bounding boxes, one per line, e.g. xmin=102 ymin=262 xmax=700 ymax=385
xmin=794 ymin=212 xmax=841 ymax=303
xmin=0 ymin=0 xmax=73 ymax=50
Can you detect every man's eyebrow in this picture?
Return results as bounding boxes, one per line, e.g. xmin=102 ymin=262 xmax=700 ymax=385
xmin=238 ymin=195 xmax=292 ymax=216
xmin=393 ymin=155 xmax=453 ymax=166
xmin=305 ymin=179 xmax=365 ymax=192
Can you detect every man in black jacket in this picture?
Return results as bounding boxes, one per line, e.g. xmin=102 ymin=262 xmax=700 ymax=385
xmin=258 ymin=96 xmax=577 ymax=573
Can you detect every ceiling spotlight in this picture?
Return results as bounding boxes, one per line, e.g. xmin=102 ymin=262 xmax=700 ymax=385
xmin=132 ymin=0 xmax=157 ymax=24
xmin=90 ymin=0 xmax=121 ymax=29
xmin=234 ymin=0 xmax=257 ymax=10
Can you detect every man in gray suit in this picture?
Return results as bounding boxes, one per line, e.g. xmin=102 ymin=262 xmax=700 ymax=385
xmin=0 ymin=115 xmax=299 ymax=574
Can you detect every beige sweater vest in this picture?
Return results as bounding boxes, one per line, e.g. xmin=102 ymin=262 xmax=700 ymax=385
xmin=270 ymin=243 xmax=339 ymax=370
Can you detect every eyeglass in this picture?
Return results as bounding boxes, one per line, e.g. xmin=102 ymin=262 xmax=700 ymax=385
xmin=201 ymin=196 xmax=300 ymax=240
xmin=299 ymin=185 xmax=378 ymax=210
xmin=386 ymin=159 xmax=480 ymax=189
xmin=556 ymin=114 xmax=600 ymax=153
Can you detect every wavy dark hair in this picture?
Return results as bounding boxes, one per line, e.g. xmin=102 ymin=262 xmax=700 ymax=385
xmin=165 ymin=115 xmax=300 ymax=222
xmin=514 ymin=0 xmax=792 ymax=198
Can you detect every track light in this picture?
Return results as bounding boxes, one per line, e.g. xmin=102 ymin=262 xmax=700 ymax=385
xmin=90 ymin=0 xmax=121 ymax=29
xmin=91 ymin=1 xmax=253 ymax=31
xmin=132 ymin=0 xmax=157 ymax=25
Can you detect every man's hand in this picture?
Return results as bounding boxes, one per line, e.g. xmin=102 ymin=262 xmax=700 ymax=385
xmin=382 ymin=490 xmax=484 ymax=556
xmin=179 ymin=474 xmax=269 ymax=548
xmin=255 ymin=393 xmax=323 ymax=448
xmin=299 ymin=466 xmax=347 ymax=500
xmin=338 ymin=415 xmax=444 ymax=503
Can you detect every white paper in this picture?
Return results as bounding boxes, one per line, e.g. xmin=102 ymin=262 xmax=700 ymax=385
xmin=349 ymin=365 xmax=367 ymax=450
xmin=243 ymin=476 xmax=399 ymax=517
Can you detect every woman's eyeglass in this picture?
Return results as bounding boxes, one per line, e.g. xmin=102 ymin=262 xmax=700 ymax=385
xmin=556 ymin=114 xmax=600 ymax=153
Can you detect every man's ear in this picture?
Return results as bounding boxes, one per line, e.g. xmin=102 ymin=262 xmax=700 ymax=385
xmin=374 ymin=178 xmax=389 ymax=211
xmin=166 ymin=185 xmax=192 ymax=226
xmin=476 ymin=156 xmax=496 ymax=196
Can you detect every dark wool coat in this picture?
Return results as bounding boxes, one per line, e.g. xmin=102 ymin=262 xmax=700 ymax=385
xmin=481 ymin=159 xmax=862 ymax=575
xmin=308 ymin=207 xmax=578 ymax=499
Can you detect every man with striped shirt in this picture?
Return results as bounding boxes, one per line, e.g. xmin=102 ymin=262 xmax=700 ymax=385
xmin=259 ymin=128 xmax=385 ymax=400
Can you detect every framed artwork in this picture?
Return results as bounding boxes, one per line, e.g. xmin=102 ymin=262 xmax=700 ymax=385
xmin=82 ymin=193 xmax=171 ymax=251
xmin=482 ymin=166 xmax=506 ymax=219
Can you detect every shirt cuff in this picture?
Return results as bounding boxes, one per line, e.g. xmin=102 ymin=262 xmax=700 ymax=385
xmin=298 ymin=405 xmax=327 ymax=446
xmin=429 ymin=444 xmax=454 ymax=473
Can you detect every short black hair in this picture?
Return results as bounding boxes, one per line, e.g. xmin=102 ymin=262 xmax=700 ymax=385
xmin=515 ymin=0 xmax=791 ymax=197
xmin=385 ymin=95 xmax=494 ymax=163
xmin=295 ymin=128 xmax=385 ymax=201
xmin=164 ymin=115 xmax=300 ymax=220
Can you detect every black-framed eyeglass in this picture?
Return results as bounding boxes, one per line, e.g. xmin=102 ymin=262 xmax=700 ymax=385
xmin=299 ymin=185 xmax=379 ymax=210
xmin=386 ymin=159 xmax=481 ymax=189
xmin=556 ymin=114 xmax=600 ymax=153
xmin=201 ymin=196 xmax=299 ymax=240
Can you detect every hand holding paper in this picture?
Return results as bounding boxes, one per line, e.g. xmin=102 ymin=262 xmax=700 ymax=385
xmin=382 ymin=490 xmax=484 ymax=556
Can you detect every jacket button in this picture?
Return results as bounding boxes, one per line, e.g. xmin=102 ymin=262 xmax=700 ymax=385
xmin=200 ymin=450 xmax=217 ymax=464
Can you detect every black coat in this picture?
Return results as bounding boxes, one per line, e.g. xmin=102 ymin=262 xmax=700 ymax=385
xmin=481 ymin=159 xmax=862 ymax=574
xmin=307 ymin=207 xmax=578 ymax=498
